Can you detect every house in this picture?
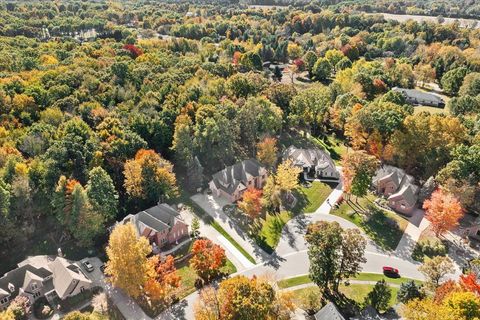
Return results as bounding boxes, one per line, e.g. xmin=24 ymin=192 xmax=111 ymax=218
xmin=209 ymin=159 xmax=268 ymax=202
xmin=372 ymin=165 xmax=419 ymax=215
xmin=0 ymin=255 xmax=92 ymax=310
xmin=120 ymin=203 xmax=189 ymax=249
xmin=283 ymin=146 xmax=340 ymax=180
xmin=314 ymin=302 xmax=345 ymax=320
xmin=392 ymin=87 xmax=445 ymax=108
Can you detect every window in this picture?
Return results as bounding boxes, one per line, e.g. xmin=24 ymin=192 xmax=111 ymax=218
xmin=31 ymin=283 xmax=38 ymax=291
xmin=0 ymin=297 xmax=8 ymax=305
xmin=33 ymin=292 xmax=41 ymax=299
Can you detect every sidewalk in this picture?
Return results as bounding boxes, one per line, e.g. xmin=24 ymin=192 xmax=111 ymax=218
xmin=394 ymin=209 xmax=430 ymax=261
xmin=191 ymin=193 xmax=271 ymax=263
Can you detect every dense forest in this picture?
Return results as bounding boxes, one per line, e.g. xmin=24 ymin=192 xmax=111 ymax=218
xmin=0 ymin=0 xmax=479 ymax=274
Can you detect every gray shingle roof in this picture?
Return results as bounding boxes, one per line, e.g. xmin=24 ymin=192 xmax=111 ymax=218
xmin=373 ymin=165 xmax=419 ymax=206
xmin=48 ymin=257 xmax=91 ymax=299
xmin=392 ymin=87 xmax=444 ymax=105
xmin=315 ymin=302 xmax=345 ymax=320
xmin=211 ymin=159 xmax=266 ymax=195
xmin=122 ymin=203 xmax=183 ymax=234
xmin=0 ymin=264 xmax=52 ymax=299
xmin=283 ymin=146 xmax=336 ymax=172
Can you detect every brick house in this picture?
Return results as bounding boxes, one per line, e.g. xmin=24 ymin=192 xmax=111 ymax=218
xmin=283 ymin=145 xmax=340 ymax=180
xmin=372 ymin=165 xmax=419 ymax=216
xmin=209 ymin=159 xmax=268 ymax=202
xmin=121 ymin=203 xmax=189 ymax=249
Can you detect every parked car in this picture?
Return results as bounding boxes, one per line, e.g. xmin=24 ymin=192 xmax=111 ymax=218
xmin=82 ymin=260 xmax=94 ymax=272
xmin=383 ymin=266 xmax=399 ymax=277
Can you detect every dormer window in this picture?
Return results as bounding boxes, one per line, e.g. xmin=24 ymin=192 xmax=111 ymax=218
xmin=31 ymin=283 xmax=38 ymax=291
xmin=8 ymin=283 xmax=14 ymax=293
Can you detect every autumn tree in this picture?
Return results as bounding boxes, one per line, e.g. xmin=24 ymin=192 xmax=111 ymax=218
xmin=341 ymin=151 xmax=379 ymax=199
xmin=423 ymin=189 xmax=464 ymax=237
xmin=402 ymin=298 xmax=460 ymax=320
xmin=190 ymin=239 xmax=226 ymax=282
xmin=238 ymin=188 xmax=263 ymax=219
xmin=144 ymin=255 xmax=181 ymax=304
xmin=419 ymin=256 xmax=455 ymax=290
xmin=105 ymin=223 xmax=151 ymax=298
xmin=459 ymin=273 xmax=480 ymax=296
xmin=275 ymin=159 xmax=302 ymax=193
xmin=256 ymin=137 xmax=278 ymax=168
xmin=194 ymin=275 xmax=295 ymax=320
xmin=124 ymin=149 xmax=178 ymax=206
xmin=306 ymin=221 xmax=366 ymax=295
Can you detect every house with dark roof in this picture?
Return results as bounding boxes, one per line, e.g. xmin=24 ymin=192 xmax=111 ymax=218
xmin=392 ymin=87 xmax=445 ymax=108
xmin=209 ymin=159 xmax=268 ymax=202
xmin=373 ymin=165 xmax=419 ymax=215
xmin=121 ymin=203 xmax=189 ymax=249
xmin=0 ymin=255 xmax=91 ymax=310
xmin=314 ymin=302 xmax=345 ymax=320
xmin=283 ymin=145 xmax=339 ymax=180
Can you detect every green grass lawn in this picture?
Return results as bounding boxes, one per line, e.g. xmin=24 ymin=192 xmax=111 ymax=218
xmin=257 ymin=211 xmax=292 ymax=252
xmin=331 ymin=194 xmax=408 ymax=251
xmin=300 ymin=181 xmax=334 ymax=213
xmin=291 ymin=284 xmax=399 ymax=312
xmin=278 ymin=273 xmax=421 ymax=289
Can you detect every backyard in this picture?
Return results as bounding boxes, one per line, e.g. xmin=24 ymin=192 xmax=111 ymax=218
xmin=330 ymin=194 xmax=409 ymax=251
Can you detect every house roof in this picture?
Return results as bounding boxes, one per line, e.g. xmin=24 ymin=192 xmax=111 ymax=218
xmin=392 ymin=87 xmax=444 ymax=105
xmin=374 ymin=165 xmax=419 ymax=206
xmin=48 ymin=257 xmax=91 ymax=299
xmin=122 ymin=203 xmax=184 ymax=234
xmin=211 ymin=159 xmax=266 ymax=195
xmin=314 ymin=302 xmax=345 ymax=320
xmin=0 ymin=261 xmax=52 ymax=299
xmin=283 ymin=146 xmax=336 ymax=172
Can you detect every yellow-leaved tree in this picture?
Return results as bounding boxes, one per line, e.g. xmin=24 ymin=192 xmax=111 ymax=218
xmin=105 ymin=223 xmax=151 ymax=298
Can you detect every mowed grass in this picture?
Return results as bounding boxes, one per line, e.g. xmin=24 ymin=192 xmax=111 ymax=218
xmin=331 ymin=194 xmax=408 ymax=251
xmin=301 ymin=181 xmax=334 ymax=213
xmin=278 ymin=272 xmax=421 ymax=289
xmin=257 ymin=211 xmax=293 ymax=251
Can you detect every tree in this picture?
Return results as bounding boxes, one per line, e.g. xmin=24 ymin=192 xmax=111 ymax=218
xmin=440 ymin=67 xmax=468 ymax=95
xmin=190 ymin=239 xmax=226 ymax=282
xmin=459 ymin=72 xmax=480 ymax=96
xmin=191 ymin=217 xmax=200 ymax=237
xmin=144 ymin=255 xmax=181 ymax=304
xmin=275 ymin=159 xmax=302 ymax=193
xmin=459 ymin=273 xmax=480 ymax=296
xmin=86 ymin=167 xmax=118 ymax=222
xmin=402 ymin=298 xmax=460 ymax=320
xmin=423 ymin=189 xmax=464 ymax=237
xmin=105 ymin=223 xmax=151 ymax=298
xmin=341 ymin=151 xmax=379 ymax=198
xmin=124 ymin=149 xmax=178 ymax=206
xmin=447 ymin=95 xmax=480 ymax=116
xmin=266 ymin=84 xmax=297 ymax=117
xmin=398 ymin=280 xmax=425 ymax=304
xmin=289 ymin=85 xmax=332 ymax=134
xmin=8 ymin=295 xmax=30 ymax=320
xmin=312 ymin=57 xmax=332 ymax=83
xmin=297 ymin=287 xmax=322 ymax=315
xmin=444 ymin=291 xmax=480 ymax=320
xmin=256 ymin=137 xmax=278 ymax=168
xmin=171 ymin=114 xmax=195 ymax=169
xmin=305 ymin=221 xmax=366 ymax=295
xmin=414 ymin=63 xmax=436 ymax=87
xmin=238 ymin=188 xmax=263 ymax=219
xmin=419 ymin=256 xmax=455 ymax=290
xmin=365 ymin=280 xmax=392 ymax=312
xmin=194 ymin=275 xmax=295 ymax=320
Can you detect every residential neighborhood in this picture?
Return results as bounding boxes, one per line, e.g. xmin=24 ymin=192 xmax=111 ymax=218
xmin=1 ymin=0 xmax=480 ymax=320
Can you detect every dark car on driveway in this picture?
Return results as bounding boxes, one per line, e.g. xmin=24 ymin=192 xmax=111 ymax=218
xmin=383 ymin=266 xmax=400 ymax=278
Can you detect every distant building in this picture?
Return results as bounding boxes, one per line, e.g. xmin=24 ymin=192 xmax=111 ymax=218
xmin=0 ymin=255 xmax=92 ymax=310
xmin=392 ymin=87 xmax=445 ymax=108
xmin=314 ymin=301 xmax=346 ymax=320
xmin=209 ymin=159 xmax=268 ymax=202
xmin=283 ymin=146 xmax=340 ymax=180
xmin=120 ymin=203 xmax=189 ymax=249
xmin=373 ymin=165 xmax=419 ymax=215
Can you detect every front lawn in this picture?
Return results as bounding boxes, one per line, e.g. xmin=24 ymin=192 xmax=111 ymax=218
xmin=331 ymin=194 xmax=408 ymax=251
xmin=256 ymin=211 xmax=293 ymax=253
xmin=299 ymin=181 xmax=334 ymax=213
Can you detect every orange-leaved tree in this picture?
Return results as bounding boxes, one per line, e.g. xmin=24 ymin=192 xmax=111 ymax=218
xmin=460 ymin=273 xmax=480 ymax=296
xmin=144 ymin=255 xmax=181 ymax=303
xmin=256 ymin=137 xmax=278 ymax=168
xmin=238 ymin=188 xmax=263 ymax=219
xmin=190 ymin=239 xmax=226 ymax=282
xmin=423 ymin=189 xmax=464 ymax=237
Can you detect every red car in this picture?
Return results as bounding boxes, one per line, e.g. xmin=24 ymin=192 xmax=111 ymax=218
xmin=383 ymin=266 xmax=399 ymax=277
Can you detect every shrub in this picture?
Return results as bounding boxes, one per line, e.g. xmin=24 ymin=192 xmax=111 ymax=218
xmin=412 ymin=239 xmax=447 ymax=262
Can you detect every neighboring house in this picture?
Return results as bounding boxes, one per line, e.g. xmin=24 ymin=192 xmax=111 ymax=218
xmin=373 ymin=165 xmax=419 ymax=215
xmin=209 ymin=159 xmax=268 ymax=202
xmin=0 ymin=255 xmax=92 ymax=310
xmin=392 ymin=87 xmax=445 ymax=108
xmin=283 ymin=145 xmax=340 ymax=180
xmin=314 ymin=301 xmax=346 ymax=320
xmin=121 ymin=203 xmax=189 ymax=249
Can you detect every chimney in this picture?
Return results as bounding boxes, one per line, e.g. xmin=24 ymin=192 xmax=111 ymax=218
xmin=57 ymin=248 xmax=63 ymax=257
xmin=8 ymin=283 xmax=14 ymax=292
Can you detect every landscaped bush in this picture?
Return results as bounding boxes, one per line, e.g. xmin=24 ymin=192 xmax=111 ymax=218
xmin=33 ymin=297 xmax=53 ymax=320
xmin=412 ymin=239 xmax=448 ymax=262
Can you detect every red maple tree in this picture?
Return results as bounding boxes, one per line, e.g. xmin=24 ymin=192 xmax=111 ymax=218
xmin=190 ymin=239 xmax=226 ymax=282
xmin=423 ymin=189 xmax=464 ymax=237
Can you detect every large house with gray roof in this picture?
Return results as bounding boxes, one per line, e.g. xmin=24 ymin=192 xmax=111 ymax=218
xmin=0 ymin=255 xmax=91 ymax=311
xmin=373 ymin=165 xmax=419 ymax=215
xmin=314 ymin=302 xmax=345 ymax=320
xmin=120 ymin=203 xmax=189 ymax=250
xmin=392 ymin=87 xmax=445 ymax=108
xmin=283 ymin=145 xmax=339 ymax=180
xmin=209 ymin=159 xmax=268 ymax=202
